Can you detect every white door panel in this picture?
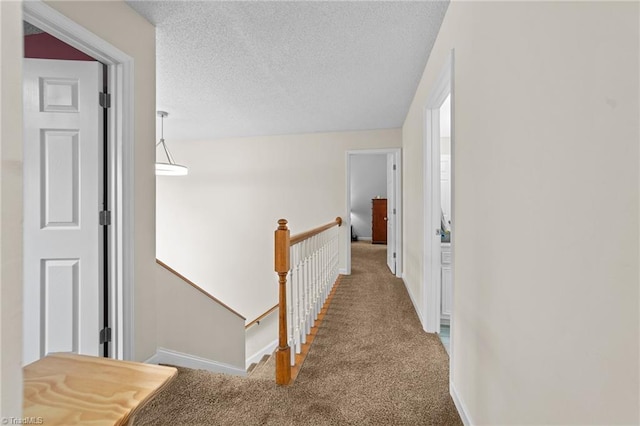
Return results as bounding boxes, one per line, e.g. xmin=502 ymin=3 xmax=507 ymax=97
xmin=23 ymin=58 xmax=102 ymax=365
xmin=386 ymin=154 xmax=395 ymax=274
xmin=42 ymin=259 xmax=79 ymax=354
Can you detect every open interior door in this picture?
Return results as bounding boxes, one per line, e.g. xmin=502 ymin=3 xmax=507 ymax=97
xmin=386 ymin=154 xmax=396 ymax=274
xmin=23 ymin=58 xmax=103 ymax=365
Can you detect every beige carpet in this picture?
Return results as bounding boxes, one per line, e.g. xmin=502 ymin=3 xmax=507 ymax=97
xmin=132 ymin=242 xmax=462 ymax=425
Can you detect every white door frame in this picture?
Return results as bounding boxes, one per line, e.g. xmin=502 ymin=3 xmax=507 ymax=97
xmin=23 ymin=1 xmax=135 ymax=360
xmin=422 ymin=50 xmax=454 ymax=337
xmin=345 ymin=148 xmax=402 ymax=278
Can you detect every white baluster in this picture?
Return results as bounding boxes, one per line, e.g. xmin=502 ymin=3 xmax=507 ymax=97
xmin=308 ymin=236 xmax=314 ymax=330
xmin=318 ymin=235 xmax=322 ymax=314
xmin=320 ymin=232 xmax=325 ymax=305
xmin=300 ymin=240 xmax=306 ymax=338
xmin=295 ymin=245 xmax=302 ymax=353
xmin=304 ymin=240 xmax=311 ymax=336
xmin=292 ymin=245 xmax=299 ymax=355
xmin=313 ymin=235 xmax=319 ymax=320
xmin=318 ymin=232 xmax=322 ymax=305
xmin=299 ymin=243 xmax=306 ymax=346
xmin=323 ymin=232 xmax=329 ymax=302
xmin=297 ymin=244 xmax=302 ymax=352
xmin=330 ymin=231 xmax=335 ymax=289
xmin=318 ymin=234 xmax=322 ymax=316
xmin=336 ymin=229 xmax=340 ymax=276
xmin=286 ymin=267 xmax=294 ymax=366
xmin=325 ymin=232 xmax=329 ymax=298
xmin=336 ymin=230 xmax=340 ymax=278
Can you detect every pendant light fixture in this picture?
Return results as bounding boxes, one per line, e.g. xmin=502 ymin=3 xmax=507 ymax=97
xmin=155 ymin=111 xmax=188 ymax=176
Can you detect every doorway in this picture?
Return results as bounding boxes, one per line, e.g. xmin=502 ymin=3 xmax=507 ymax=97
xmin=438 ymin=94 xmax=452 ymax=353
xmin=22 ymin=0 xmax=135 ymax=361
xmin=423 ymin=50 xmax=454 ymax=356
xmin=346 ymin=148 xmax=402 ymax=278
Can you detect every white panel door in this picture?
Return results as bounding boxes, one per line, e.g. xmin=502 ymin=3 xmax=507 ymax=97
xmin=386 ymin=154 xmax=395 ymax=274
xmin=23 ymin=58 xmax=102 ymax=365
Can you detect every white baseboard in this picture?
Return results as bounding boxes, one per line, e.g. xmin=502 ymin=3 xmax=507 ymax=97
xmin=245 ymin=338 xmax=278 ymax=369
xmin=450 ymin=380 xmax=473 ymax=425
xmin=339 ymin=268 xmax=348 ymax=275
xmin=146 ymin=347 xmax=246 ymax=377
xmin=402 ymin=276 xmax=425 ymax=329
xmin=357 ymin=237 xmax=372 ymax=241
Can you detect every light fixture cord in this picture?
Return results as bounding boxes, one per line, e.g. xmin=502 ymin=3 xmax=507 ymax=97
xmin=156 ymin=113 xmax=176 ymax=165
xmin=156 ymin=114 xmax=164 ymax=147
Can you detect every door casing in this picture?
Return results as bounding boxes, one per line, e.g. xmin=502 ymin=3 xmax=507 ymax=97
xmin=23 ymin=0 xmax=135 ymax=360
xmin=345 ymin=148 xmax=402 ymax=278
xmin=423 ymin=49 xmax=455 ymax=377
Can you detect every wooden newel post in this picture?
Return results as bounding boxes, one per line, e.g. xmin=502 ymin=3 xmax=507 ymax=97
xmin=274 ymin=219 xmax=291 ymax=385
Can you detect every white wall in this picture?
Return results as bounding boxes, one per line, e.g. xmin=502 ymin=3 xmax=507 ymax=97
xmin=403 ymin=2 xmax=639 ymax=424
xmin=245 ymin=310 xmax=278 ymax=368
xmin=156 ymin=129 xmax=401 ymax=324
xmin=155 ymin=264 xmax=245 ymax=369
xmin=0 ymin=1 xmax=24 ymax=417
xmin=41 ymin=0 xmax=157 ymax=362
xmin=350 ymin=154 xmax=387 ymax=239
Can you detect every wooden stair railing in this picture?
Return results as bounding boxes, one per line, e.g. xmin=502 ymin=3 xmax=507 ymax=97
xmin=274 ymin=217 xmax=342 ymax=385
xmin=245 ymin=304 xmax=278 ymax=329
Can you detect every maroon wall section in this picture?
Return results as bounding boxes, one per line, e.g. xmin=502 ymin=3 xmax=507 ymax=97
xmin=24 ymin=33 xmax=96 ymax=61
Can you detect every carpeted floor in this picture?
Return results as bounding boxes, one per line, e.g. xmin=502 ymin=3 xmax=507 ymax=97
xmin=131 ymin=241 xmax=462 ymax=425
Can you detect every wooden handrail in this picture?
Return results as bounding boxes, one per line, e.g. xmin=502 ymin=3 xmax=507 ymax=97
xmin=245 ymin=304 xmax=278 ymax=329
xmin=156 ymin=259 xmax=246 ymax=321
xmin=290 ymin=217 xmax=342 ymax=245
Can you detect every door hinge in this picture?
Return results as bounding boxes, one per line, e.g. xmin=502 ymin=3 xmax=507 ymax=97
xmin=393 ymin=208 xmax=396 ymax=215
xmin=393 ymin=164 xmax=397 ymax=171
xmin=99 ymin=92 xmax=111 ymax=108
xmin=99 ymin=327 xmax=112 ymax=344
xmin=393 ymin=252 xmax=396 ymax=259
xmin=99 ymin=210 xmax=111 ymax=226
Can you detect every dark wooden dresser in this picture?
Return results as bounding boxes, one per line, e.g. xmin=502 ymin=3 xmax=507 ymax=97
xmin=372 ymin=198 xmax=387 ymax=244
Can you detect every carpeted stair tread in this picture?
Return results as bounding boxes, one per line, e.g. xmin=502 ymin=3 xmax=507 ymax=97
xmin=246 ymin=353 xmax=270 ymax=375
xmin=248 ymin=353 xmax=275 ymax=380
xmin=132 ymin=241 xmax=462 ymax=425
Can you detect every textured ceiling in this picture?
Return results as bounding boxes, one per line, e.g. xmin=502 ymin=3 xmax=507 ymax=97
xmin=127 ymin=1 xmax=449 ymax=141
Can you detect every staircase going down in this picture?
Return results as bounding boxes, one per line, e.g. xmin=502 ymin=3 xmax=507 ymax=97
xmin=246 ymin=353 xmax=275 ymax=379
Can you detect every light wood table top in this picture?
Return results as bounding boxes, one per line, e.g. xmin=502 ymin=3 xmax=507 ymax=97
xmin=24 ymin=353 xmax=177 ymax=426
